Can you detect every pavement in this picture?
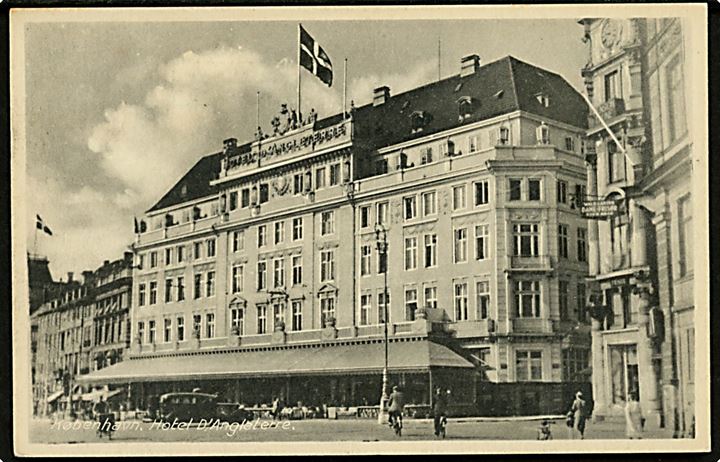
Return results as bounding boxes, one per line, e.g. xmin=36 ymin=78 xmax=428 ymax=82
xmin=29 ymin=415 xmax=675 ymax=443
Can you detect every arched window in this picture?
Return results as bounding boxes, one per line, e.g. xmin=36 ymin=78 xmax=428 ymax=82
xmin=457 ymin=96 xmax=474 ymax=121
xmin=536 ymin=122 xmax=550 ymax=145
xmin=410 ymin=111 xmax=432 ymax=134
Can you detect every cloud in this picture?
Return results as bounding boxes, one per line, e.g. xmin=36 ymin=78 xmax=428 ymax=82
xmin=348 ymin=60 xmax=436 ymax=106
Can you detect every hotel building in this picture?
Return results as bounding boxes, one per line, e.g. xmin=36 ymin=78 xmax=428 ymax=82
xmin=83 ymin=55 xmax=591 ymax=416
xmin=579 ymin=17 xmax=694 ymax=435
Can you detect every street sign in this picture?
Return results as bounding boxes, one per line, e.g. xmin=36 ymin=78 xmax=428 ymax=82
xmin=581 ymin=199 xmax=620 ymax=219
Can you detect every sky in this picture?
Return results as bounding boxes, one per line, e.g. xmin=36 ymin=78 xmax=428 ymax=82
xmin=21 ymin=15 xmax=588 ymax=280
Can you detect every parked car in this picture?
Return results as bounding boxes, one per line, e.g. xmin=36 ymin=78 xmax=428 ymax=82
xmin=158 ymin=392 xmax=219 ymax=421
xmin=217 ymin=402 xmax=255 ymax=423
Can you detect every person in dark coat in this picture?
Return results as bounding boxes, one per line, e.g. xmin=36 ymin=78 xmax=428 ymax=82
xmin=432 ymin=387 xmax=448 ymax=436
xmin=387 ymin=386 xmax=405 ymax=428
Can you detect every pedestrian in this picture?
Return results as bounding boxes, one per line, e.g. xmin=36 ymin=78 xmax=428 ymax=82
xmin=625 ymin=392 xmax=644 ymax=439
xmin=432 ymin=387 xmax=448 ymax=437
xmin=537 ymin=419 xmax=553 ymax=440
xmin=271 ymin=397 xmax=280 ymax=420
xmin=387 ymin=385 xmax=405 ymax=429
xmin=569 ymin=391 xmax=588 ymax=439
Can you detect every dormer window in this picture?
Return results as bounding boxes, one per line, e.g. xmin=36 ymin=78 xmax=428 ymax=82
xmin=536 ymin=122 xmax=550 ymax=145
xmin=457 ymin=96 xmax=474 ymax=122
xmin=535 ymin=92 xmax=550 ymax=107
xmin=410 ymin=111 xmax=431 ymax=134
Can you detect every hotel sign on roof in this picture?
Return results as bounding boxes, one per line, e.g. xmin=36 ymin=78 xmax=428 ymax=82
xmin=221 ymin=119 xmax=352 ymax=179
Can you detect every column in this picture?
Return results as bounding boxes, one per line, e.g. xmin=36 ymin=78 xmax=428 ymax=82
xmin=590 ymin=318 xmax=606 ymax=420
xmin=586 ymin=161 xmax=600 ymax=277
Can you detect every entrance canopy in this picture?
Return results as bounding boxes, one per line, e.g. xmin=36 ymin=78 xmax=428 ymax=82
xmin=78 ymin=339 xmax=473 ymax=385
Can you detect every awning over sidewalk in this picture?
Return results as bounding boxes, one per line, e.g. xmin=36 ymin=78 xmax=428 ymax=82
xmin=78 ymin=339 xmax=473 ymax=384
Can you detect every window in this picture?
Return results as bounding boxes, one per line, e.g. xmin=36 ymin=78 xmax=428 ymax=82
xmin=474 ymin=224 xmax=489 ymax=260
xmin=148 ymin=320 xmax=156 ymax=344
xmin=293 ymin=173 xmax=304 ymax=195
xmin=165 ymin=248 xmax=173 ymax=266
xmin=577 ymin=228 xmax=587 ymax=262
xmin=193 ymin=242 xmax=202 ymax=260
xmin=232 ymin=230 xmax=244 ymax=252
xmin=150 ymin=252 xmax=158 ymax=268
xmin=375 ymin=159 xmax=389 ymax=175
xmin=403 ymin=196 xmax=417 ymax=220
xmin=230 ymin=307 xmax=244 ymax=335
xmin=604 ymin=70 xmax=620 ymax=101
xmin=404 ymin=237 xmax=418 ymax=271
xmin=377 ymin=292 xmax=390 ymax=323
xmin=516 ymin=350 xmax=542 ymax=381
xmin=424 ymin=285 xmax=438 ymax=309
xmin=454 ymin=228 xmax=468 ymax=263
xmin=678 ymin=195 xmax=692 ymax=276
xmin=176 ymin=316 xmax=185 ymax=342
xmin=424 ymin=234 xmax=438 ymax=268
xmin=360 ymin=245 xmax=372 ymax=276
xmin=229 ymin=191 xmax=238 ymax=211
xmin=192 ymin=314 xmax=202 ymax=337
xmin=405 ymin=288 xmax=418 ymax=321
xmin=558 ymin=224 xmax=569 ymax=259
xmin=468 ymin=135 xmax=478 ymax=153
xmin=177 ymin=245 xmax=185 ymax=263
xmin=474 ymin=180 xmax=490 ymax=206
xmin=574 ymin=184 xmax=586 ymax=209
xmin=165 ymin=278 xmax=173 ymax=303
xmin=513 ymin=223 xmax=540 ymax=256
xmin=360 ymin=206 xmax=370 ymax=228
xmin=138 ymin=283 xmax=146 ymax=306
xmin=608 ymin=142 xmax=626 ymax=183
xmin=565 ymin=136 xmax=576 ymax=152
xmin=292 ymin=217 xmax=303 ymax=241
xmin=257 ymin=261 xmax=267 ymax=291
xmin=329 ymin=163 xmax=341 ymax=186
xmin=509 ymin=179 xmax=522 ymax=201
xmin=204 ymin=271 xmax=214 ymax=297
xmin=321 ymin=211 xmax=335 ymax=236
xmin=164 ymin=318 xmax=172 ymax=343
xmin=515 ymin=280 xmax=541 ymax=318
xmin=317 ymin=294 xmax=336 ymax=327
xmin=257 ymin=225 xmax=267 ymax=248
xmin=576 ymin=283 xmax=587 ymax=323
xmin=273 ymin=259 xmax=285 ymax=288
xmin=454 ymin=282 xmax=469 ymax=321
xmin=291 ymin=301 xmax=303 ymax=331
xmin=453 ymin=185 xmax=466 ymax=210
xmin=241 ymin=188 xmax=250 ymax=208
xmin=257 ymin=305 xmax=267 ymax=334
xmin=136 ymin=321 xmax=145 ymax=344
xmin=259 ymin=183 xmax=269 ymax=204
xmin=292 ymin=255 xmax=303 ymax=285
xmin=667 ymin=55 xmax=687 ymax=142
xmin=207 ymin=239 xmax=216 ymax=257
xmin=272 ymin=302 xmax=285 ymax=328
xmin=316 ymin=167 xmax=326 ymax=189
xmin=377 ymin=202 xmax=388 ymax=226
xmin=563 ymin=348 xmax=589 ymax=381
xmin=360 ymin=294 xmax=372 ymax=326
xmin=477 ymin=281 xmax=490 ymax=319
xmin=232 ymin=265 xmax=244 ymax=293
xmin=559 ymin=280 xmax=570 ymax=320
xmin=320 ymin=250 xmax=335 ymax=282
xmin=536 ymin=123 xmax=550 ymax=144
xmin=177 ymin=277 xmax=185 ymax=301
xmin=422 ymin=191 xmax=437 ymax=216
xmin=149 ymin=281 xmax=158 ymax=305
xmin=557 ymin=180 xmax=568 ymax=204
xmin=420 ymin=147 xmax=433 ymax=165
xmin=274 ymin=222 xmax=285 ymax=245
xmin=528 ymin=179 xmax=541 ymax=201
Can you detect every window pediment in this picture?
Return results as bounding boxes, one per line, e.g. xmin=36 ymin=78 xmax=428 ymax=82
xmin=317 ymin=283 xmax=338 ymax=296
xmin=228 ymin=296 xmax=247 ymax=308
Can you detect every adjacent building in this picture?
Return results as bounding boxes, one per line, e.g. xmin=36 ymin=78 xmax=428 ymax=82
xmin=578 ymin=17 xmax=694 ymax=436
xmin=82 ymin=55 xmax=591 ymax=416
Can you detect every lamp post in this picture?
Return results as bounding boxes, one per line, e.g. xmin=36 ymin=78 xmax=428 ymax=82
xmin=374 ymin=223 xmax=389 ymax=424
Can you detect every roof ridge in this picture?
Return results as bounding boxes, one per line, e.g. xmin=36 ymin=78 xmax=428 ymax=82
xmin=507 ymin=56 xmax=521 ymax=113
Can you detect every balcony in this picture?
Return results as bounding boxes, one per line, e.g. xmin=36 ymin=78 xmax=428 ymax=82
xmin=511 ymin=318 xmax=555 ymax=334
xmin=507 ymin=255 xmax=553 ymax=274
xmin=589 ymin=98 xmax=626 ymax=129
xmin=450 ymin=319 xmax=493 ymax=338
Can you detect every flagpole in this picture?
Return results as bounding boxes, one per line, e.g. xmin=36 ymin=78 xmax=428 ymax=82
xmin=343 ymin=58 xmax=348 ymax=119
xmin=437 ymin=37 xmax=441 ymax=81
xmin=297 ymin=24 xmax=302 ymax=122
xmin=256 ymin=91 xmax=261 ymax=132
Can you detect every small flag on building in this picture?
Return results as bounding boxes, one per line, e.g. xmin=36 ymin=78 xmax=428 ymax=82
xmin=299 ymin=24 xmax=333 ymax=87
xmin=36 ymin=214 xmax=53 ymax=236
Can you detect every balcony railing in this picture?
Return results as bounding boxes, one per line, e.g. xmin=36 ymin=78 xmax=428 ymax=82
xmin=589 ymin=98 xmax=626 ymax=129
xmin=508 ymin=255 xmax=553 ymax=272
xmin=511 ymin=318 xmax=555 ymax=334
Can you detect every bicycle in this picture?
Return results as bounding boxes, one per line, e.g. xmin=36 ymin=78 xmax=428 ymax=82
xmin=389 ymin=411 xmax=403 ymax=436
xmin=437 ymin=415 xmax=447 ymax=439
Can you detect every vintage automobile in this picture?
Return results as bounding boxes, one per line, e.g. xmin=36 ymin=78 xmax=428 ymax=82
xmin=158 ymin=392 xmax=255 ymax=422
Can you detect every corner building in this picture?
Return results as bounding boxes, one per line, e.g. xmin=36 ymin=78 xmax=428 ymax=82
xmin=84 ymin=55 xmax=591 ymax=416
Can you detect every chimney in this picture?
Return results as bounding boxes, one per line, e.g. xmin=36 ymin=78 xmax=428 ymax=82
xmin=104 ymin=260 xmax=110 ymax=266
xmin=373 ymin=86 xmax=391 ymax=106
xmin=82 ymin=270 xmax=93 ymax=283
xmin=124 ymin=251 xmax=134 ymax=262
xmin=67 ymin=272 xmax=74 ymax=283
xmin=460 ymin=54 xmax=481 ymax=78
xmin=223 ymin=138 xmax=238 ymax=154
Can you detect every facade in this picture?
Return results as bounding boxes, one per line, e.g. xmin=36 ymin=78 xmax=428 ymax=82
xmin=32 ymin=253 xmax=133 ymax=416
xmin=84 ymin=55 xmax=591 ymax=416
xmin=579 ymin=17 xmax=694 ymax=436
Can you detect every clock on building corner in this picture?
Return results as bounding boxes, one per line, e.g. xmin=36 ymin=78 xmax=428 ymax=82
xmin=601 ymin=19 xmax=622 ymax=49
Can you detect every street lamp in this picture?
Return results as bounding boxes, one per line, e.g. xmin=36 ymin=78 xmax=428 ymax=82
xmin=374 ymin=223 xmax=389 ymax=424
